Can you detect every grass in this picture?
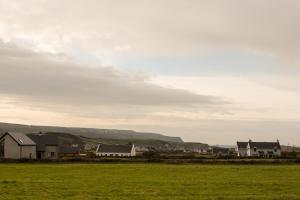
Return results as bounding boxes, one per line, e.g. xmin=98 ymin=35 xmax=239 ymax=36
xmin=0 ymin=163 xmax=300 ymax=199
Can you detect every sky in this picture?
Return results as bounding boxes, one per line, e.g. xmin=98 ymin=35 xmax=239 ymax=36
xmin=1 ymin=0 xmax=300 ymax=145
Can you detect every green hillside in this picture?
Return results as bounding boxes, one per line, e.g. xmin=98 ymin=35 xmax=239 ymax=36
xmin=0 ymin=122 xmax=183 ymax=143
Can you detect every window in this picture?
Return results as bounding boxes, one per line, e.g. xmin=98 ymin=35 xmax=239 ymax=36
xmin=274 ymin=148 xmax=277 ymax=152
xmin=254 ymin=147 xmax=257 ymax=152
xmin=51 ymin=152 xmax=55 ymax=157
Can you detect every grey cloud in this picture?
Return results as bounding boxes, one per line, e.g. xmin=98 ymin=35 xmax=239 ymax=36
xmin=1 ymin=0 xmax=300 ymax=64
xmin=0 ymin=41 xmax=221 ymax=108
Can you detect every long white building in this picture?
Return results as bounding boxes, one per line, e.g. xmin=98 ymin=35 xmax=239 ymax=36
xmin=96 ymin=144 xmax=136 ymax=157
xmin=236 ymin=140 xmax=281 ymax=158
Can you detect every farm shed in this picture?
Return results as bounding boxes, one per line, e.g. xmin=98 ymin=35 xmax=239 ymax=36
xmin=0 ymin=132 xmax=36 ymax=159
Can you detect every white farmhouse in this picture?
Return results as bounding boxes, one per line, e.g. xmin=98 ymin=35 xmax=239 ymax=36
xmin=96 ymin=144 xmax=136 ymax=157
xmin=236 ymin=140 xmax=281 ymax=158
xmin=0 ymin=132 xmax=36 ymax=159
xmin=247 ymin=140 xmax=281 ymax=158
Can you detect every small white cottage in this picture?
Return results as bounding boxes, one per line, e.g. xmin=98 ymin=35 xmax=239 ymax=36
xmin=0 ymin=132 xmax=36 ymax=159
xmin=96 ymin=144 xmax=136 ymax=157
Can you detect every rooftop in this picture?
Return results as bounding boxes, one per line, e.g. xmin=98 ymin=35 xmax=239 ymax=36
xmin=1 ymin=132 xmax=36 ymax=146
xmin=27 ymin=134 xmax=58 ymax=151
xmin=237 ymin=142 xmax=248 ymax=148
xmin=249 ymin=141 xmax=281 ymax=149
xmin=96 ymin=144 xmax=134 ymax=153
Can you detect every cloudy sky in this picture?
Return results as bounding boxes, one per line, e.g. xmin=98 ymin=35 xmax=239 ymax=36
xmin=1 ymin=0 xmax=300 ymax=145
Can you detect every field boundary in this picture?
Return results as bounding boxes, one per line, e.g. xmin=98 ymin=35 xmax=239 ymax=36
xmin=1 ymin=158 xmax=300 ymax=164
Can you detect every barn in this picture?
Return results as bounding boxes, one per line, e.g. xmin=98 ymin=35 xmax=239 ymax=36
xmin=0 ymin=132 xmax=36 ymax=159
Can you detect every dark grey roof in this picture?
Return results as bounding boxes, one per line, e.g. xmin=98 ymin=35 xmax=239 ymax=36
xmin=60 ymin=146 xmax=80 ymax=154
xmin=249 ymin=142 xmax=281 ymax=149
xmin=28 ymin=134 xmax=58 ymax=151
xmin=96 ymin=144 xmax=133 ymax=153
xmin=0 ymin=132 xmax=36 ymax=146
xmin=237 ymin=142 xmax=248 ymax=148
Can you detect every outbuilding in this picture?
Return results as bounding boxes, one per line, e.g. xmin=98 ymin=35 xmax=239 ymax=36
xmin=28 ymin=133 xmax=59 ymax=159
xmin=0 ymin=132 xmax=36 ymax=159
xmin=96 ymin=144 xmax=136 ymax=157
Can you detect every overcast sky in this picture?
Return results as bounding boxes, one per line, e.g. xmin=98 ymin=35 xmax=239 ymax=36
xmin=1 ymin=0 xmax=300 ymax=145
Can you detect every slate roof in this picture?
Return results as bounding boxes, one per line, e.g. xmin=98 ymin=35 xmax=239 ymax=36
xmin=96 ymin=144 xmax=133 ymax=153
xmin=0 ymin=132 xmax=36 ymax=146
xmin=27 ymin=134 xmax=58 ymax=151
xmin=249 ymin=142 xmax=281 ymax=149
xmin=237 ymin=142 xmax=248 ymax=149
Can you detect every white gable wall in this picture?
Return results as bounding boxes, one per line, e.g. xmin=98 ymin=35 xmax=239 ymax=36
xmin=2 ymin=134 xmax=36 ymax=159
xmin=3 ymin=134 xmax=20 ymax=159
xmin=131 ymin=145 xmax=136 ymax=156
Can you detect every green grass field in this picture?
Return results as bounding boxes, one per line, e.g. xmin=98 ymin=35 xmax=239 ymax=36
xmin=0 ymin=163 xmax=300 ymax=200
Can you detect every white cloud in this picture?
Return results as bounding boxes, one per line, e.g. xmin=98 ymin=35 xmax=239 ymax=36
xmin=149 ymin=75 xmax=300 ymax=121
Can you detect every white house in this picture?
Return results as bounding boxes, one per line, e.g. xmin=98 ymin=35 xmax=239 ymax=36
xmin=0 ymin=132 xmax=36 ymax=159
xmin=247 ymin=140 xmax=281 ymax=157
xmin=96 ymin=144 xmax=136 ymax=157
xmin=236 ymin=142 xmax=248 ymax=157
xmin=236 ymin=140 xmax=281 ymax=158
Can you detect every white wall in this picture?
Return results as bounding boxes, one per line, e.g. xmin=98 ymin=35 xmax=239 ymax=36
xmin=96 ymin=152 xmax=132 ymax=157
xmin=247 ymin=147 xmax=281 ymax=157
xmin=131 ymin=145 xmax=136 ymax=156
xmin=96 ymin=145 xmax=137 ymax=157
xmin=4 ymin=134 xmax=20 ymax=159
xmin=3 ymin=134 xmax=36 ymax=159
xmin=20 ymin=145 xmax=36 ymax=159
xmin=44 ymin=146 xmax=59 ymax=159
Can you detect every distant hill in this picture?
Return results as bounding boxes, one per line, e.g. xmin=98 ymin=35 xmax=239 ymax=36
xmin=0 ymin=122 xmax=183 ymax=143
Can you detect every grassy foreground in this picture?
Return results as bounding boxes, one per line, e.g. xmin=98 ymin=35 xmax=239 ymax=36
xmin=0 ymin=164 xmax=300 ymax=200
